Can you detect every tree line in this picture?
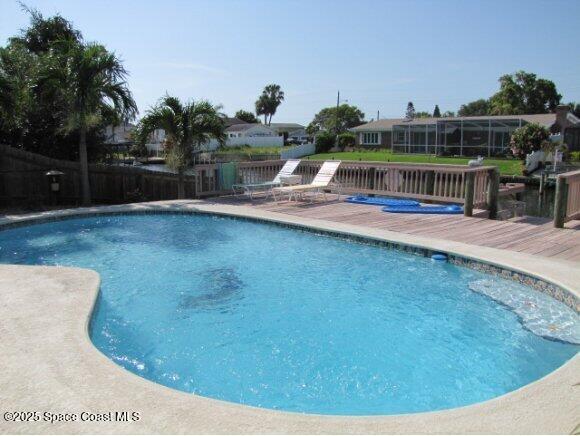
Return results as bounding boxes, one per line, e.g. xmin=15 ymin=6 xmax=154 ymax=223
xmin=0 ymin=6 xmax=137 ymax=204
xmin=406 ymin=71 xmax=579 ymax=119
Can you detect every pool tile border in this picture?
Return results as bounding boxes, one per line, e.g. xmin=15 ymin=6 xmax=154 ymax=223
xmin=1 ymin=207 xmax=578 ymax=313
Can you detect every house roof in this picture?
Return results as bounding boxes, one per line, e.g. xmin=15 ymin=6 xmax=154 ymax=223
xmin=225 ymin=123 xmax=269 ymax=132
xmin=225 ymin=123 xmax=255 ymax=132
xmin=268 ymin=123 xmax=305 ymax=130
xmin=351 ymin=114 xmax=560 ymax=132
xmin=222 ymin=117 xmax=249 ymax=128
xmin=441 ymin=113 xmax=557 ymax=126
xmin=350 ymin=119 xmax=408 ymax=131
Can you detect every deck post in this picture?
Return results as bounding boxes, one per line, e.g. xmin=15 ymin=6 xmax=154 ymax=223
xmin=486 ymin=167 xmax=500 ymax=219
xmin=554 ymin=175 xmax=568 ymax=228
xmin=464 ymin=171 xmax=475 ymax=217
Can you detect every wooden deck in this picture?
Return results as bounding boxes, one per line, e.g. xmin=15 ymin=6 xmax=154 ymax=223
xmin=213 ymin=195 xmax=580 ymax=263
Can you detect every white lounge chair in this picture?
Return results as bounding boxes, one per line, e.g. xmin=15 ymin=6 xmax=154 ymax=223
xmin=232 ymin=159 xmax=301 ymax=199
xmin=272 ymin=161 xmax=342 ymax=202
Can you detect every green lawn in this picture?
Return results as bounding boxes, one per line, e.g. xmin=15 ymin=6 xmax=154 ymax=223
xmin=307 ymin=151 xmax=523 ymax=175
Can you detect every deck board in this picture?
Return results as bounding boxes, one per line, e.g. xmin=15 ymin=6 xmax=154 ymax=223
xmin=213 ymin=195 xmax=580 ymax=263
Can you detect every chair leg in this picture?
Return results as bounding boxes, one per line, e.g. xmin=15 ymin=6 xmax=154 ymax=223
xmin=310 ymin=189 xmax=318 ymax=203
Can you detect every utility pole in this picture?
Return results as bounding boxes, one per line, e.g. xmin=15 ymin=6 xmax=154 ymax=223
xmin=377 ymin=110 xmax=380 ymax=121
xmin=336 ymin=90 xmax=340 ymax=136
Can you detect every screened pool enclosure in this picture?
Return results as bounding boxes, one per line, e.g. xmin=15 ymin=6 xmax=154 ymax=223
xmin=392 ymin=117 xmax=527 ymax=156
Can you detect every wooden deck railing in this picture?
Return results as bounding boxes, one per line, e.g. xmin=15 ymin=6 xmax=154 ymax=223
xmin=193 ymin=160 xmax=500 ymax=218
xmin=554 ymin=169 xmax=580 ymax=227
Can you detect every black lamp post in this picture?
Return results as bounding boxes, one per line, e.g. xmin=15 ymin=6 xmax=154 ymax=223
xmin=45 ymin=170 xmax=65 ymax=205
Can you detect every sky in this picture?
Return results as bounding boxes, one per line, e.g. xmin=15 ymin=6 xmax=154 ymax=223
xmin=1 ymin=0 xmax=579 ymax=125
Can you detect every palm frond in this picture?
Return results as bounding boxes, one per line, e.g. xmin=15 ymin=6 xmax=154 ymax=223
xmin=40 ymin=41 xmax=137 ymax=132
xmin=135 ymin=96 xmax=226 ymax=171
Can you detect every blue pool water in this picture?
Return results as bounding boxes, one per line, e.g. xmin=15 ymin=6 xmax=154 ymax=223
xmin=0 ymin=214 xmax=577 ymax=415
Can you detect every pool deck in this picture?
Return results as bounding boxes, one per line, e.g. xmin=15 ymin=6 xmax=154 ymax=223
xmin=0 ymin=199 xmax=579 ymax=434
xmin=212 ymin=194 xmax=580 ymax=263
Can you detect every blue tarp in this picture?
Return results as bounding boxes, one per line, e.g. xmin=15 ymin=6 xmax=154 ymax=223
xmin=382 ymin=205 xmax=464 ymax=214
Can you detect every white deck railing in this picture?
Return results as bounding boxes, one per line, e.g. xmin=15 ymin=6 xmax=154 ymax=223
xmin=554 ymin=169 xmax=580 ymax=227
xmin=193 ymin=160 xmax=499 ymax=217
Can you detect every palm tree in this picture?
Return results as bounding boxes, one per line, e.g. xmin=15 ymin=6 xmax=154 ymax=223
xmin=43 ymin=41 xmax=137 ymax=205
xmin=255 ymin=84 xmax=284 ymax=125
xmin=135 ymin=96 xmax=226 ymax=199
xmin=255 ymin=94 xmax=268 ymax=124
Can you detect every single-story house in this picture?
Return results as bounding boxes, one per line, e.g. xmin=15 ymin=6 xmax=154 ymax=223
xmin=204 ymin=123 xmax=284 ymax=150
xmin=268 ymin=123 xmax=306 ymax=140
xmin=225 ymin=123 xmax=278 ymax=138
xmin=351 ymin=106 xmax=580 ymax=156
xmin=287 ymin=128 xmax=310 ymax=144
xmin=103 ymin=123 xmax=166 ymax=156
xmin=104 ymin=123 xmax=135 ymax=146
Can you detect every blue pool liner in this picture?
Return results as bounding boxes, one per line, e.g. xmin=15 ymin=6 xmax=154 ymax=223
xmin=346 ymin=195 xmax=420 ymax=207
xmin=382 ymin=204 xmax=464 ymax=214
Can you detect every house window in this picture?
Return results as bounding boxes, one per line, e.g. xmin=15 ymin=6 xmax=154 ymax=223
xmin=362 ymin=132 xmax=380 ymax=145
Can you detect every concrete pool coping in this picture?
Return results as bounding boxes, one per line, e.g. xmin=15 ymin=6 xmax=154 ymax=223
xmin=0 ymin=200 xmax=578 ymax=434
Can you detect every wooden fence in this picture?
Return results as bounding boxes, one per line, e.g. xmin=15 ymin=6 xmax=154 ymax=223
xmin=0 ymin=144 xmax=194 ymax=207
xmin=195 ymin=160 xmax=499 ymax=217
xmin=554 ymin=169 xmax=580 ymax=227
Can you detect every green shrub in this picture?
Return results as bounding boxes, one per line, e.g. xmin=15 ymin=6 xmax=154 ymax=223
xmin=570 ymin=150 xmax=580 ymax=162
xmin=337 ymin=132 xmax=356 ymax=151
xmin=315 ymin=131 xmax=336 ymax=153
xmin=509 ymin=123 xmax=550 ymax=160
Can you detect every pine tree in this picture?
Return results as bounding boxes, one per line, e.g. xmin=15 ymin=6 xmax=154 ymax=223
xmin=405 ymin=102 xmax=415 ymax=119
xmin=433 ymin=105 xmax=441 ymax=118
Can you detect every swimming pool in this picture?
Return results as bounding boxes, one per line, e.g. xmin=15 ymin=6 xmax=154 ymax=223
xmin=0 ymin=213 xmax=577 ymax=415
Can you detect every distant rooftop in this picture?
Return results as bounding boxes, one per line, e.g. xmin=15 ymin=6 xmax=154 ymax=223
xmin=351 ymin=113 xmax=561 ymax=131
xmin=225 ymin=123 xmax=264 ymax=132
xmin=222 ymin=117 xmax=249 ymax=128
xmin=268 ymin=123 xmax=305 ymax=130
